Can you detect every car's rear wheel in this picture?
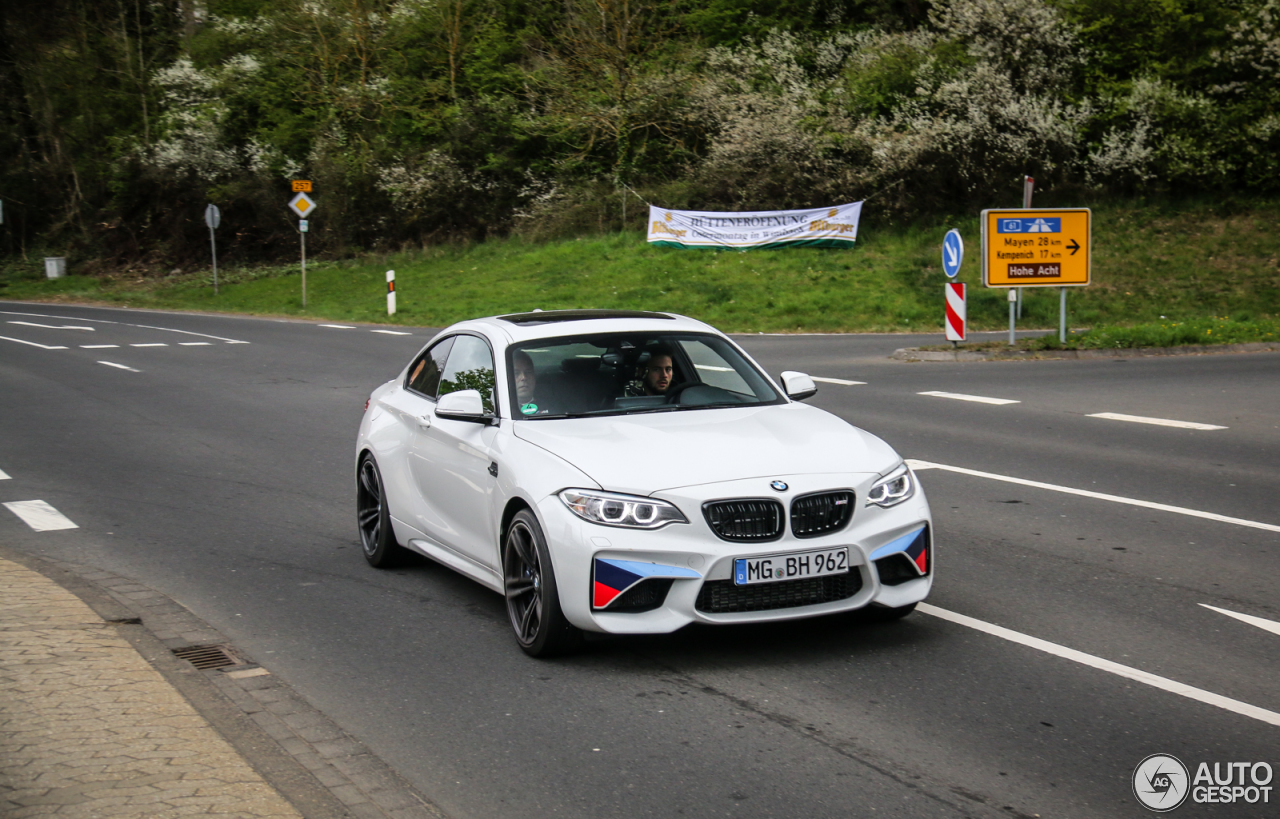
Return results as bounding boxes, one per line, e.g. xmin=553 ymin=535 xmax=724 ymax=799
xmin=503 ymin=509 xmax=582 ymax=657
xmin=357 ymin=454 xmax=407 ymax=568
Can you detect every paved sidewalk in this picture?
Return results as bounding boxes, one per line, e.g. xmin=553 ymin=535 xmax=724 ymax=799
xmin=0 ymin=555 xmax=303 ymax=818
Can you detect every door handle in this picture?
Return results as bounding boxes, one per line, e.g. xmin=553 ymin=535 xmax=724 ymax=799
xmin=418 ymin=415 xmax=432 ymax=430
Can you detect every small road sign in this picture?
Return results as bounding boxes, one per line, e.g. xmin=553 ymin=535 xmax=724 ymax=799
xmin=298 ymin=220 xmax=308 ymax=233
xmin=288 ymin=192 xmax=316 ymax=218
xmin=942 ymin=229 xmax=963 ymax=278
xmin=292 ymin=180 xmax=312 ymax=192
xmin=982 ymin=208 xmax=1091 ymax=287
xmin=204 ymin=204 xmax=220 ymax=229
xmin=945 ymin=283 xmax=966 ymax=341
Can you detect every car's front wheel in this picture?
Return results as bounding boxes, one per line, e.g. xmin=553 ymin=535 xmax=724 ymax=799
xmin=503 ymin=509 xmax=582 ymax=657
xmin=357 ymin=454 xmax=408 ymax=568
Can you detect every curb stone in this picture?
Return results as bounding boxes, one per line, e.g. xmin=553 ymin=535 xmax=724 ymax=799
xmin=0 ymin=543 xmax=446 ymax=819
xmin=890 ymin=341 xmax=1280 ymax=362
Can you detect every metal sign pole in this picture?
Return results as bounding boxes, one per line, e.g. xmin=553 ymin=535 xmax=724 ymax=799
xmin=1008 ymin=289 xmax=1017 ymax=346
xmin=1019 ymin=176 xmax=1034 ymax=320
xmin=1060 ymin=286 xmax=1067 ymax=344
xmin=211 ymin=226 xmax=218 ymax=295
xmin=204 ymin=204 xmax=221 ymax=295
xmin=300 ymin=222 xmax=307 ymax=309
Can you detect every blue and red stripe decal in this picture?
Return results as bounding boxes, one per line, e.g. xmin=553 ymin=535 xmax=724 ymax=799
xmin=593 ymin=558 xmax=701 ymax=609
xmin=869 ymin=526 xmax=930 ymax=575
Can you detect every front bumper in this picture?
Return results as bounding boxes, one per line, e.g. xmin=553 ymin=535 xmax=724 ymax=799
xmin=536 ymin=471 xmax=934 ymax=634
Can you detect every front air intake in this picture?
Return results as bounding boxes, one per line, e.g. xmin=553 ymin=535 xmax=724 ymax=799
xmin=790 ymin=491 xmax=854 ymax=538
xmin=702 ymin=499 xmax=784 ymax=542
xmin=696 ymin=572 xmax=862 ymax=613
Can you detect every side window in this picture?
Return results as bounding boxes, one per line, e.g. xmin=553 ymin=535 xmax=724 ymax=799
xmin=679 ymin=339 xmax=754 ymax=395
xmin=407 ymin=337 xmax=454 ymax=398
xmin=439 ymin=335 xmax=496 ymax=413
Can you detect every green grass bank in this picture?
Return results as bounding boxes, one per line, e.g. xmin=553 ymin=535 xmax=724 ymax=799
xmin=2 ymin=199 xmax=1277 ymax=336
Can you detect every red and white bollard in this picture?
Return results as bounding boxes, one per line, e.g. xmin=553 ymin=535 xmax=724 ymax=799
xmin=945 ymin=282 xmax=966 ymax=342
xmin=387 ymin=270 xmax=396 ymax=316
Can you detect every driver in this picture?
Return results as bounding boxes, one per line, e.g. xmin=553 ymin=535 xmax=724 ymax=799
xmin=636 ymin=346 xmax=676 ymax=396
xmin=513 ymin=350 xmax=551 ymax=416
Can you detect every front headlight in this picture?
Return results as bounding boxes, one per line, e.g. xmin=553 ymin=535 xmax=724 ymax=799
xmin=559 ymin=489 xmax=688 ymax=529
xmin=866 ymin=464 xmax=915 ymax=508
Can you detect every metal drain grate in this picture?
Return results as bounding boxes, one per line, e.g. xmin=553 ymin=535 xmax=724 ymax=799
xmin=172 ymin=644 xmax=241 ymax=670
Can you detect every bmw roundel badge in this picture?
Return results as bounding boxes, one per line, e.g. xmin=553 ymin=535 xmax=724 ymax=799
xmin=770 ymin=480 xmax=788 ymax=492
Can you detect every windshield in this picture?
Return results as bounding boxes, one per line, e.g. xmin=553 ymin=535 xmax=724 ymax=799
xmin=507 ymin=332 xmax=783 ymax=419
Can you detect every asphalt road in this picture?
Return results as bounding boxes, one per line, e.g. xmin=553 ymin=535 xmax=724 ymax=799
xmin=2 ymin=302 xmax=1276 ymax=819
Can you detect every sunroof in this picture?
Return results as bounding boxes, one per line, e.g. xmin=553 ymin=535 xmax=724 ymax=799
xmin=498 ymin=309 xmax=675 ymax=325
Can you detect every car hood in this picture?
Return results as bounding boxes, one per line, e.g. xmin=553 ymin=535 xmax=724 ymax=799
xmin=511 ymin=403 xmax=900 ymax=495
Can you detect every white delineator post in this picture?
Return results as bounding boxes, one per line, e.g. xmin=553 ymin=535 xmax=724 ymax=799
xmin=945 ymin=283 xmax=966 ymax=343
xmin=386 ymin=270 xmax=396 ymax=315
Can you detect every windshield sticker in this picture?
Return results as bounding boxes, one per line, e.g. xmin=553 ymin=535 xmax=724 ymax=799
xmin=520 ymin=403 xmax=539 ymax=415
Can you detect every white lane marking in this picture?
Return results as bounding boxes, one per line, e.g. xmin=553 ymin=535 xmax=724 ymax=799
xmin=8 ymin=321 xmax=95 ymax=331
xmin=1087 ymin=412 xmax=1226 ymax=431
xmin=179 ymin=342 xmax=212 ymax=346
xmin=3 ymin=500 xmax=79 ymax=532
xmin=1200 ymin=604 xmax=1280 ymax=638
xmin=906 ymin=460 xmax=1280 ymax=534
xmin=0 ymin=468 xmax=10 ymax=480
xmin=98 ymin=361 xmax=141 ymax=372
xmin=919 ymin=604 xmax=1280 ymax=727
xmin=320 ymin=324 xmax=356 ymax=329
xmin=371 ymin=329 xmax=412 ymax=336
xmin=0 ymin=310 xmax=248 ymax=343
xmin=130 ymin=343 xmax=168 ymax=347
xmin=919 ymin=390 xmax=1019 ymax=405
xmin=81 ymin=344 xmax=119 ymax=349
xmin=0 ymin=335 xmax=67 ymax=350
xmin=812 ymin=376 xmax=867 ymax=386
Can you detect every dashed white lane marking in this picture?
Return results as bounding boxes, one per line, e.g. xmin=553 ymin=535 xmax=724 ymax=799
xmin=1088 ymin=412 xmax=1226 ymax=431
xmin=1200 ymin=604 xmax=1280 ymax=638
xmin=0 ymin=468 xmax=10 ymax=480
xmin=918 ymin=390 xmax=1019 ymax=405
xmin=812 ymin=376 xmax=867 ymax=386
xmin=80 ymin=344 xmax=119 ymax=349
xmin=371 ymin=329 xmax=412 ymax=336
xmin=320 ymin=324 xmax=356 ymax=329
xmin=906 ymin=460 xmax=1280 ymax=533
xmin=98 ymin=361 xmax=141 ymax=373
xmin=130 ymin=343 xmax=168 ymax=347
xmin=8 ymin=321 xmax=94 ymax=331
xmin=179 ymin=342 xmax=212 ymax=346
xmin=3 ymin=500 xmax=79 ymax=532
xmin=920 ymin=604 xmax=1280 ymax=727
xmin=0 ymin=310 xmax=248 ymax=343
xmin=0 ymin=335 xmax=68 ymax=350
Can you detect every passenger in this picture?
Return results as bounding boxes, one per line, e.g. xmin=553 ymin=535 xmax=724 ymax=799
xmin=513 ymin=350 xmax=553 ymax=416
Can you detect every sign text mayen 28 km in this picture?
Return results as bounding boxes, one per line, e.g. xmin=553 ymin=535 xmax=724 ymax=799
xmin=981 ymin=208 xmax=1091 ymax=287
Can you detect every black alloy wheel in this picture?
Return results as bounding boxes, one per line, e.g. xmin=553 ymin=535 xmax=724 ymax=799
xmin=503 ymin=509 xmax=582 ymax=657
xmin=357 ymin=454 xmax=406 ymax=567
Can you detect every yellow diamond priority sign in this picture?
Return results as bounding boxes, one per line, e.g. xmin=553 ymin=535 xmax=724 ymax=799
xmin=288 ymin=192 xmax=316 ymax=218
xmin=982 ymin=208 xmax=1090 ymax=287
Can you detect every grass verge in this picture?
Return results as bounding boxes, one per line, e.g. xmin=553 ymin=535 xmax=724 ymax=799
xmin=2 ymin=198 xmax=1277 ymax=335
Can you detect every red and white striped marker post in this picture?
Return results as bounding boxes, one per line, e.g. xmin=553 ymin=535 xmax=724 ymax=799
xmin=945 ymin=282 xmax=966 ymax=343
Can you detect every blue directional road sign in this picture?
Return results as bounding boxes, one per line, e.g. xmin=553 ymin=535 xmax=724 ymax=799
xmin=942 ymin=229 xmax=964 ymax=278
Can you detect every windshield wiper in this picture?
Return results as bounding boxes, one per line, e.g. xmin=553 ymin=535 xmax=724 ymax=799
xmin=673 ymin=402 xmax=751 ymax=411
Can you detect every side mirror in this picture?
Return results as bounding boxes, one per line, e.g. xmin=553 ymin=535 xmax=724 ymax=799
xmin=436 ymin=389 xmax=491 ymax=423
xmin=780 ymin=371 xmax=817 ymax=401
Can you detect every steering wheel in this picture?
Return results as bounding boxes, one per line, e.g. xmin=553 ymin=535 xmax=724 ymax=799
xmin=662 ymin=382 xmax=696 ymax=404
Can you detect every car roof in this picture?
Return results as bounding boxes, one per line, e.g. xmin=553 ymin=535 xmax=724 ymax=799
xmin=454 ymin=310 xmax=721 ymax=345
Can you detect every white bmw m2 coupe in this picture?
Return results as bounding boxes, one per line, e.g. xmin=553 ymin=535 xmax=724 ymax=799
xmin=355 ymin=310 xmax=933 ymax=656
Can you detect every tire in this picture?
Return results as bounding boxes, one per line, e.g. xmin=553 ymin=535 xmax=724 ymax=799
xmin=356 ymin=454 xmax=408 ymax=568
xmin=862 ymin=602 xmax=917 ymax=623
xmin=502 ymin=508 xmax=582 ymax=657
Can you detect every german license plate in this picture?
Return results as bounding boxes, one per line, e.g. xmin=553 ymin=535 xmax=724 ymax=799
xmin=733 ymin=548 xmax=849 ymax=586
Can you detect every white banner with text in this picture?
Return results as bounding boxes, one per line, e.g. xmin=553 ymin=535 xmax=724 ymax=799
xmin=647 ymin=202 xmax=863 ymax=249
